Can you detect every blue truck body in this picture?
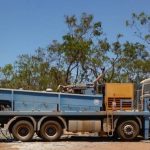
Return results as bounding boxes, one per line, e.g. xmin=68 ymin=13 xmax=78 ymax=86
xmin=0 ymin=78 xmax=150 ymax=142
xmin=0 ymin=88 xmax=103 ymax=112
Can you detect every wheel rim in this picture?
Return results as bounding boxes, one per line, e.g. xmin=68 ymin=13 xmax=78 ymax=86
xmin=45 ymin=125 xmax=57 ymax=137
xmin=17 ymin=125 xmax=30 ymax=137
xmin=123 ymin=124 xmax=134 ymax=135
xmin=118 ymin=120 xmax=139 ymax=140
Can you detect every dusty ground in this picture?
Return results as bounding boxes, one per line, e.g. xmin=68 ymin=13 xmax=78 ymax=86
xmin=1 ymin=135 xmax=150 ymax=150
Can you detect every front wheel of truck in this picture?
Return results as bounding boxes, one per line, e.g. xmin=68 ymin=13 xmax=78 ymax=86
xmin=117 ymin=120 xmax=139 ymax=140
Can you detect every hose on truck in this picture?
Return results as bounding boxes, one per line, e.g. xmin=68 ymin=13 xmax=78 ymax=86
xmin=0 ymin=127 xmax=13 ymax=141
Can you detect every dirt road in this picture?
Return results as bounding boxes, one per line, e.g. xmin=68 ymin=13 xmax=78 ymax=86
xmin=0 ymin=136 xmax=150 ymax=150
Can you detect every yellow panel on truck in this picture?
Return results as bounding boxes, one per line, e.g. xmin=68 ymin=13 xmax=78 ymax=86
xmin=105 ymin=83 xmax=134 ymax=110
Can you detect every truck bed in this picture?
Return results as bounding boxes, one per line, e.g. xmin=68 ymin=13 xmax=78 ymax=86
xmin=0 ymin=88 xmax=103 ymax=112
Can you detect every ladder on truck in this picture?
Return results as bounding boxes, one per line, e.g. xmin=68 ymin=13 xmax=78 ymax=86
xmin=106 ymin=100 xmax=116 ymax=137
xmin=106 ymin=110 xmax=114 ymax=136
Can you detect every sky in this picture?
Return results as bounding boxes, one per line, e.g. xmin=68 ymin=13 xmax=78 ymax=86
xmin=0 ymin=0 xmax=150 ymax=67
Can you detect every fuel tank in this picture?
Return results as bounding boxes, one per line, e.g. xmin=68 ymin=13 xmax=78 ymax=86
xmin=68 ymin=120 xmax=101 ymax=132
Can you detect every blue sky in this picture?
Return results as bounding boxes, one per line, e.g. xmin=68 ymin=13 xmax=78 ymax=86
xmin=0 ymin=0 xmax=150 ymax=67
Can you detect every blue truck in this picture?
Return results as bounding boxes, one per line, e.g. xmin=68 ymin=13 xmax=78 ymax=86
xmin=0 ymin=77 xmax=150 ymax=142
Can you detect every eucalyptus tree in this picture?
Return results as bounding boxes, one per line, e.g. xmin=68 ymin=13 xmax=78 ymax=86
xmin=48 ymin=13 xmax=110 ymax=84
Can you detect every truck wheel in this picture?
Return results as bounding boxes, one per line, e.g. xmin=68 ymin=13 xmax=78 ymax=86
xmin=40 ymin=120 xmax=62 ymax=141
xmin=12 ymin=120 xmax=34 ymax=142
xmin=117 ymin=120 xmax=139 ymax=140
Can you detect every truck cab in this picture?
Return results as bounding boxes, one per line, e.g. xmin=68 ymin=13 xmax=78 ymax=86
xmin=140 ymin=78 xmax=150 ymax=111
xmin=141 ymin=78 xmax=150 ymax=97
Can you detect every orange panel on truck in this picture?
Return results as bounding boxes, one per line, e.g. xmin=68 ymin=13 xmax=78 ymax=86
xmin=105 ymin=83 xmax=134 ymax=110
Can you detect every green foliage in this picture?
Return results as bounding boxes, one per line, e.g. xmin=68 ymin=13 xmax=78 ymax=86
xmin=0 ymin=12 xmax=149 ymax=90
xmin=126 ymin=12 xmax=150 ymax=48
xmin=49 ymin=13 xmax=106 ymax=84
xmin=0 ymin=64 xmax=14 ymax=88
xmin=125 ymin=12 xmax=150 ymax=82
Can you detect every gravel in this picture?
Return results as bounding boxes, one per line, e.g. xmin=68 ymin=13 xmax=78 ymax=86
xmin=1 ymin=135 xmax=150 ymax=150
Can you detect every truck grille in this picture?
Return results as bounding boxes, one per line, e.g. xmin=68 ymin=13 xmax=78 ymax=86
xmin=107 ymin=97 xmax=133 ymax=110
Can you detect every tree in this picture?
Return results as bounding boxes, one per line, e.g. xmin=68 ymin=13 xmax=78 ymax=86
xmin=49 ymin=13 xmax=110 ymax=84
xmin=0 ymin=13 xmax=149 ymax=90
xmin=0 ymin=64 xmax=14 ymax=88
xmin=12 ymin=48 xmax=67 ymax=91
xmin=125 ymin=12 xmax=150 ymax=81
xmin=126 ymin=12 xmax=150 ymax=52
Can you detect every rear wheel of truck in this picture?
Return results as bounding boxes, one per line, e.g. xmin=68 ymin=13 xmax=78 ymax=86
xmin=12 ymin=120 xmax=34 ymax=142
xmin=117 ymin=120 xmax=139 ymax=140
xmin=40 ymin=120 xmax=62 ymax=141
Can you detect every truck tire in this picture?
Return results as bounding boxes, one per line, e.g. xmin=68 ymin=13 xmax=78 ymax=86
xmin=12 ymin=120 xmax=34 ymax=142
xmin=117 ymin=120 xmax=139 ymax=140
xmin=40 ymin=120 xmax=62 ymax=141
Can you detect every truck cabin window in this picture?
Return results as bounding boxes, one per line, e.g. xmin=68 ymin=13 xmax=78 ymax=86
xmin=143 ymin=83 xmax=150 ymax=95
